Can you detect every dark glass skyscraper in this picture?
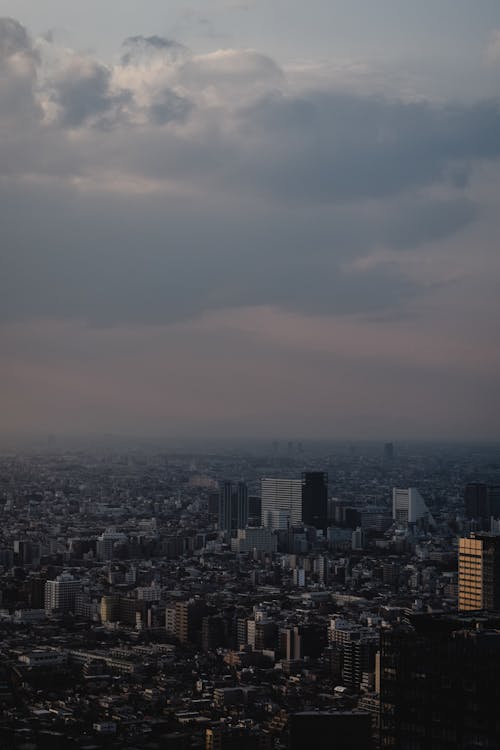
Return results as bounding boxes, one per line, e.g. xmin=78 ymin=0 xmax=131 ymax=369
xmin=465 ymin=483 xmax=500 ymax=528
xmin=218 ymin=481 xmax=248 ymax=534
xmin=301 ymin=472 xmax=328 ymax=531
xmin=380 ymin=613 xmax=500 ymax=749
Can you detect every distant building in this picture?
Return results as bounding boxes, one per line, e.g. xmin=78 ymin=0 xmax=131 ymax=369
xmin=465 ymin=483 xmax=500 ymax=529
xmin=44 ymin=574 xmax=82 ymax=614
xmin=175 ymin=599 xmax=208 ymax=645
xmin=231 ymin=527 xmax=277 ymax=554
xmin=261 ymin=478 xmax=302 ymax=530
xmin=392 ymin=488 xmax=434 ymax=527
xmin=218 ymin=481 xmax=248 ymax=534
xmin=96 ymin=529 xmax=127 ymax=561
xmin=301 ymin=472 xmax=328 ymax=531
xmin=383 ymin=442 xmax=394 ymax=461
xmin=351 ymin=527 xmax=365 ymax=551
xmin=248 ymin=495 xmax=262 ymax=526
xmin=459 ymin=532 xmax=500 ymax=611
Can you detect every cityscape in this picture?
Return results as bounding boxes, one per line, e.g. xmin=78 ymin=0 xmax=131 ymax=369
xmin=1 ymin=1 xmax=500 ymax=748
xmin=0 ymin=439 xmax=498 ymax=748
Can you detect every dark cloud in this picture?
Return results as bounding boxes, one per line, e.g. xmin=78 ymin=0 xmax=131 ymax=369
xmin=0 ymin=17 xmax=36 ymax=62
xmin=121 ymin=35 xmax=187 ymax=65
xmin=51 ymin=61 xmax=131 ymax=128
xmin=233 ymin=93 xmax=500 ymax=201
xmin=149 ymin=88 xmax=193 ymax=125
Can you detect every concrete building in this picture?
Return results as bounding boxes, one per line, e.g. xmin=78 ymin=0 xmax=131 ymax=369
xmin=96 ymin=529 xmax=127 ymax=561
xmin=458 ymin=532 xmax=500 ymax=611
xmin=44 ymin=574 xmax=82 ymax=614
xmin=231 ymin=527 xmax=277 ymax=554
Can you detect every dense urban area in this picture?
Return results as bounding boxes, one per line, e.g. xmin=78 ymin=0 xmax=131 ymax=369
xmin=0 ymin=438 xmax=499 ymax=749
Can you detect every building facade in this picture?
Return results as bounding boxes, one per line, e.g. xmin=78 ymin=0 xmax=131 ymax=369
xmin=261 ymin=478 xmax=302 ymax=530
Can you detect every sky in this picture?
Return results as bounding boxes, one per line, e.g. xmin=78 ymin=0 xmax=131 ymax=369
xmin=1 ymin=1 xmax=500 ymax=441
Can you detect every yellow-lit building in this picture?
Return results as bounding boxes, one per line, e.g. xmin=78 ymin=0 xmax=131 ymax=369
xmin=459 ymin=533 xmax=500 ymax=611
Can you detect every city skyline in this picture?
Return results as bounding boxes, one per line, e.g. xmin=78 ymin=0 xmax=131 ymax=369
xmin=1 ymin=2 xmax=500 ymax=440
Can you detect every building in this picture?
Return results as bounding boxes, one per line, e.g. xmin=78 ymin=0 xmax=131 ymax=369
xmin=383 ymin=442 xmax=394 ymax=461
xmin=351 ymin=527 xmax=365 ymax=551
xmin=218 ymin=481 xmax=248 ymax=534
xmin=301 ymin=472 xmax=328 ymax=531
xmin=280 ymin=626 xmax=301 ymax=661
xmin=289 ymin=712 xmax=373 ymax=750
xmin=261 ymin=478 xmax=302 ymax=530
xmin=96 ymin=529 xmax=127 ymax=561
xmin=458 ymin=532 xmax=500 ymax=611
xmin=465 ymin=483 xmax=500 ymax=528
xmin=392 ymin=487 xmax=434 ymax=528
xmin=380 ymin=613 xmax=500 ymax=749
xmin=230 ymin=527 xmax=277 ymax=554
xmin=248 ymin=495 xmax=262 ymax=526
xmin=175 ymin=599 xmax=208 ymax=645
xmin=44 ymin=574 xmax=82 ymax=614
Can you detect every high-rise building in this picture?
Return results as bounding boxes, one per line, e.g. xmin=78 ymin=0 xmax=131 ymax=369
xmin=218 ymin=481 xmax=248 ymax=534
xmin=301 ymin=472 xmax=328 ymax=531
xmin=392 ymin=487 xmax=434 ymax=527
xmin=380 ymin=613 xmax=500 ymax=749
xmin=44 ymin=574 xmax=82 ymax=614
xmin=248 ymin=495 xmax=262 ymax=526
xmin=458 ymin=532 xmax=500 ymax=611
xmin=465 ymin=483 xmax=500 ymax=528
xmin=261 ymin=478 xmax=302 ymax=530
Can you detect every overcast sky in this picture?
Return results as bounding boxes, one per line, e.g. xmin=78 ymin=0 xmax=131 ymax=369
xmin=1 ymin=2 xmax=500 ymax=441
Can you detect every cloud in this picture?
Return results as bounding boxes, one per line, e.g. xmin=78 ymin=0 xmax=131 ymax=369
xmin=121 ymin=35 xmax=187 ymax=65
xmin=51 ymin=58 xmax=132 ymax=128
xmin=0 ymin=17 xmax=36 ymax=62
xmin=486 ymin=29 xmax=500 ymax=63
xmin=0 ymin=16 xmax=498 ymax=330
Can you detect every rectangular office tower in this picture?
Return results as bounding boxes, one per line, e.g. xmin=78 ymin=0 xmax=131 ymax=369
xmin=301 ymin=472 xmax=328 ymax=531
xmin=261 ymin=478 xmax=302 ymax=530
xmin=458 ymin=532 xmax=500 ymax=611
xmin=218 ymin=481 xmax=248 ymax=534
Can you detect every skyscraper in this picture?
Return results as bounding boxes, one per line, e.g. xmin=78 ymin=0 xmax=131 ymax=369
xmin=380 ymin=613 xmax=500 ymax=749
xmin=392 ymin=487 xmax=434 ymax=527
xmin=301 ymin=472 xmax=328 ymax=531
xmin=261 ymin=478 xmax=302 ymax=530
xmin=465 ymin=483 xmax=500 ymax=529
xmin=218 ymin=481 xmax=248 ymax=534
xmin=458 ymin=532 xmax=500 ymax=611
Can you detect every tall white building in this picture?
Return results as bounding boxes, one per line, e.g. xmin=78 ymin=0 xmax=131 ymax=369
xmin=261 ymin=478 xmax=302 ymax=530
xmin=392 ymin=488 xmax=435 ymax=527
xmin=44 ymin=574 xmax=82 ymax=613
